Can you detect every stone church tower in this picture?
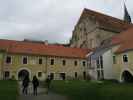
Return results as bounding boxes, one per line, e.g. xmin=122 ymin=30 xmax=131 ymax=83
xmin=124 ymin=3 xmax=132 ymax=23
xmin=70 ymin=8 xmax=133 ymax=49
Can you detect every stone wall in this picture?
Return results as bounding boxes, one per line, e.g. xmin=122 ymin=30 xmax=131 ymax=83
xmin=70 ymin=14 xmax=118 ymax=49
xmin=1 ymin=53 xmax=89 ymax=80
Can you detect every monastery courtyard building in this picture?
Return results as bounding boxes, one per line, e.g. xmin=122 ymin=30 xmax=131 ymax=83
xmin=70 ymin=7 xmax=133 ymax=82
xmin=1 ymin=7 xmax=133 ymax=82
xmin=0 ymin=39 xmax=91 ymax=80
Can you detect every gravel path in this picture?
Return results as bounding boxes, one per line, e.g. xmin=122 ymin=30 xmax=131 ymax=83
xmin=18 ymin=81 xmax=68 ymax=100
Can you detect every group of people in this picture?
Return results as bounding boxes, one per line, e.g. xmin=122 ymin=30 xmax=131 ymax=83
xmin=22 ymin=75 xmax=39 ymax=96
xmin=22 ymin=75 xmax=51 ymax=96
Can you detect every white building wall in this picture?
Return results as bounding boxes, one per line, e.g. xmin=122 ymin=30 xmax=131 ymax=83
xmin=88 ymin=60 xmax=97 ymax=80
xmin=103 ymin=50 xmax=114 ymax=79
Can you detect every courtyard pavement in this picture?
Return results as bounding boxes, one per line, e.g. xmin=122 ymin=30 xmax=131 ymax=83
xmin=18 ymin=81 xmax=68 ymax=100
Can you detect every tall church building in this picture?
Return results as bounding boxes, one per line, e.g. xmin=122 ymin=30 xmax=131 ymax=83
xmin=70 ymin=7 xmax=133 ymax=49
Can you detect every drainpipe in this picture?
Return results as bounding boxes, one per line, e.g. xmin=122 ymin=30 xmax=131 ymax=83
xmin=45 ymin=56 xmax=48 ymax=78
xmin=1 ymin=49 xmax=6 ymax=80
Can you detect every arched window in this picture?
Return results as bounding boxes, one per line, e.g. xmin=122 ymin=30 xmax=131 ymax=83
xmin=123 ymin=54 xmax=128 ymax=63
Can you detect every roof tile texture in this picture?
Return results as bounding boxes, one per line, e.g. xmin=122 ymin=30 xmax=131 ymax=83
xmin=79 ymin=8 xmax=133 ymax=32
xmin=0 ymin=39 xmax=91 ymax=58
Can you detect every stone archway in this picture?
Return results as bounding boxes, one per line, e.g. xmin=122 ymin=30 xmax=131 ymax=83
xmin=17 ymin=68 xmax=31 ymax=80
xmin=121 ymin=71 xmax=133 ymax=82
xmin=18 ymin=69 xmax=29 ymax=80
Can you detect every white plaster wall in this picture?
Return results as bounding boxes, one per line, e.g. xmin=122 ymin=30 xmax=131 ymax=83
xmin=89 ymin=69 xmax=98 ymax=80
xmin=88 ymin=60 xmax=97 ymax=80
xmin=103 ymin=50 xmax=114 ymax=79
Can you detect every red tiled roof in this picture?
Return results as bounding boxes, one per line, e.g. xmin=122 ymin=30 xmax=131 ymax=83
xmin=111 ymin=35 xmax=122 ymax=45
xmin=112 ymin=27 xmax=133 ymax=53
xmin=77 ymin=8 xmax=133 ymax=32
xmin=0 ymin=39 xmax=91 ymax=58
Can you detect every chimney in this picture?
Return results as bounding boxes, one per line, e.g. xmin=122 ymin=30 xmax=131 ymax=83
xmin=44 ymin=40 xmax=48 ymax=45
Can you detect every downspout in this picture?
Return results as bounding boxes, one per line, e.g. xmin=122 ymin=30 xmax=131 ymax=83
xmin=1 ymin=49 xmax=6 ymax=80
xmin=46 ymin=56 xmax=48 ymax=77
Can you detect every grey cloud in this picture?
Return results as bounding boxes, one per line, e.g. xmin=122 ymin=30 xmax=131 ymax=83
xmin=0 ymin=0 xmax=132 ymax=43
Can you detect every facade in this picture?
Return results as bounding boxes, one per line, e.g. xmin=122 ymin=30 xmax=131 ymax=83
xmin=89 ymin=45 xmax=119 ymax=80
xmin=0 ymin=7 xmax=133 ymax=83
xmin=70 ymin=8 xmax=133 ymax=49
xmin=70 ymin=7 xmax=133 ymax=82
xmin=0 ymin=39 xmax=91 ymax=80
xmin=113 ymin=51 xmax=133 ymax=82
xmin=112 ymin=27 xmax=133 ymax=82
xmin=88 ymin=46 xmax=113 ymax=80
xmin=88 ymin=27 xmax=133 ymax=82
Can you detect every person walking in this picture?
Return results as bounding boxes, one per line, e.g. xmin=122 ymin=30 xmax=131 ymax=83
xmin=32 ymin=75 xmax=39 ymax=96
xmin=22 ymin=75 xmax=30 ymax=95
xmin=45 ymin=75 xmax=52 ymax=94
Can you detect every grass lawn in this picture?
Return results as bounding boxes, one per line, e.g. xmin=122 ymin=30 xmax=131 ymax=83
xmin=0 ymin=80 xmax=18 ymax=100
xmin=50 ymin=80 xmax=133 ymax=100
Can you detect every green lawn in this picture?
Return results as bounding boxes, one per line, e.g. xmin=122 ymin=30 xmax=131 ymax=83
xmin=50 ymin=80 xmax=133 ymax=100
xmin=0 ymin=80 xmax=18 ymax=100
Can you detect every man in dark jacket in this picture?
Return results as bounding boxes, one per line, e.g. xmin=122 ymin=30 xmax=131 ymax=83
xmin=32 ymin=75 xmax=39 ymax=96
xmin=22 ymin=75 xmax=30 ymax=95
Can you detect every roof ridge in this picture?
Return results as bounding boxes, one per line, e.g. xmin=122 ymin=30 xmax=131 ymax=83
xmin=0 ymin=38 xmax=91 ymax=58
xmin=0 ymin=38 xmax=91 ymax=50
xmin=84 ymin=8 xmax=132 ymax=25
xmin=74 ymin=8 xmax=133 ymax=34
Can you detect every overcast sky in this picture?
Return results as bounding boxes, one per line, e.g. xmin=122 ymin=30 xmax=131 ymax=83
xmin=0 ymin=0 xmax=132 ymax=43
